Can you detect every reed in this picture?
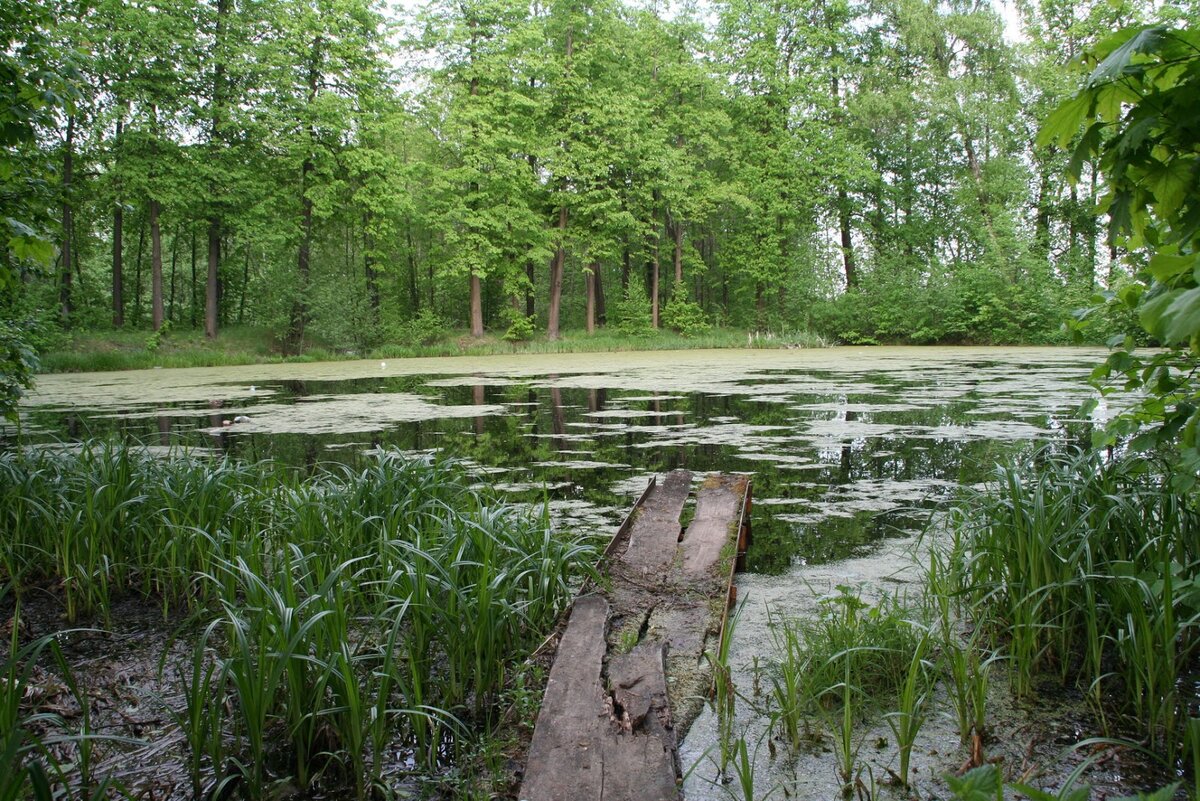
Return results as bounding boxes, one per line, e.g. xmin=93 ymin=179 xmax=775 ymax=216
xmin=884 ymin=629 xmax=933 ymax=788
xmin=1 ymin=602 xmax=57 ymax=801
xmin=0 ymin=444 xmax=597 ymax=798
xmin=161 ymin=620 xmax=225 ymax=801
xmin=950 ymin=448 xmax=1200 ymax=781
xmin=769 ymin=587 xmax=920 ymax=737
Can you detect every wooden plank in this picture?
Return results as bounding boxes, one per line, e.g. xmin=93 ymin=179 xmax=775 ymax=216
xmin=603 ymin=475 xmax=659 ymax=560
xmin=602 ymin=641 xmax=679 ymax=801
xmin=528 ymin=477 xmax=659 ymax=662
xmin=520 ymin=471 xmax=751 ymax=801
xmin=619 ymin=469 xmax=691 ymax=578
xmin=678 ymin=474 xmax=747 ymax=581
xmin=520 ymin=594 xmax=610 ymax=801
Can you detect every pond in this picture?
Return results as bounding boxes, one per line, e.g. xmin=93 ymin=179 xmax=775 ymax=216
xmin=20 ymin=346 xmax=1111 ymax=573
xmin=17 ymin=346 xmax=1120 ymax=797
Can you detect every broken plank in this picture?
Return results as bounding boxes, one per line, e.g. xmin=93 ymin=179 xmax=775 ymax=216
xmin=519 ymin=471 xmax=751 ymax=801
xmin=619 ymin=469 xmax=691 ymax=579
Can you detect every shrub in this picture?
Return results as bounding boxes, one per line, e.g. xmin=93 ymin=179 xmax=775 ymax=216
xmin=661 ymin=281 xmax=710 ymax=337
xmin=144 ymin=319 xmax=172 ymax=352
xmin=393 ymin=309 xmax=447 ymax=346
xmin=613 ymin=278 xmax=654 ymax=337
xmin=502 ymin=307 xmax=536 ymax=342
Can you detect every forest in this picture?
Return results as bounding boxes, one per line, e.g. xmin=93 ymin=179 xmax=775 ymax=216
xmin=3 ymin=0 xmax=1192 ymax=359
xmin=6 ymin=1 xmax=1200 ymax=797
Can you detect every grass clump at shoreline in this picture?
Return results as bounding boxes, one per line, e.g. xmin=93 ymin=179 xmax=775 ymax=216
xmin=757 ymin=449 xmax=1197 ymax=800
xmin=927 ymin=448 xmax=1199 ymax=798
xmin=37 ymin=325 xmax=827 ymax=374
xmin=954 ymin=450 xmax=1199 ymax=760
xmin=0 ymin=442 xmax=598 ymax=799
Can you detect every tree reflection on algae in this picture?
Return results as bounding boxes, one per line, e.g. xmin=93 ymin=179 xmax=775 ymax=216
xmin=21 ymin=353 xmax=1100 ymax=574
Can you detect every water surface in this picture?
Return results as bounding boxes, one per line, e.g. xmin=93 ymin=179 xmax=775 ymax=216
xmin=21 ymin=346 xmax=1112 ymax=570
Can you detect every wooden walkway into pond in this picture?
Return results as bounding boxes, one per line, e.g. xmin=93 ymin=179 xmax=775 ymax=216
xmin=519 ymin=470 xmax=751 ymax=801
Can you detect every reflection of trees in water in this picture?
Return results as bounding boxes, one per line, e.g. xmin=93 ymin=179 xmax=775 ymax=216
xmin=472 ymin=384 xmax=485 ymax=436
xmin=550 ymin=384 xmax=565 ymax=451
xmin=24 ymin=369 xmax=1093 ymax=570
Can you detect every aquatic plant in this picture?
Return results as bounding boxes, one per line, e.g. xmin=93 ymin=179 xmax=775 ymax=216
xmin=767 ymin=586 xmax=923 ymax=796
xmin=884 ymin=628 xmax=933 ymax=788
xmin=952 ymin=448 xmax=1200 ymax=775
xmin=769 ymin=587 xmax=920 ymax=737
xmin=0 ymin=444 xmax=597 ymax=798
xmin=941 ymin=629 xmax=1000 ymax=746
xmin=709 ymin=598 xmax=742 ymax=779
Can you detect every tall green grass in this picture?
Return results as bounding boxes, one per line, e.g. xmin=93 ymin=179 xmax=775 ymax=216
xmin=0 ymin=444 xmax=597 ymax=798
xmin=949 ymin=448 xmax=1200 ymax=775
xmin=39 ymin=325 xmax=827 ymax=373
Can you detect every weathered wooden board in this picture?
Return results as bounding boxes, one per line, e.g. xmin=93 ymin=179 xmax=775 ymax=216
xmin=520 ymin=594 xmax=611 ymax=801
xmin=518 ymin=470 xmax=751 ymax=801
xmin=620 ymin=469 xmax=692 ymax=579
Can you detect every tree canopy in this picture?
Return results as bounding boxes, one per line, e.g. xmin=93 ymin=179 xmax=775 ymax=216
xmin=2 ymin=0 xmax=1193 ymax=362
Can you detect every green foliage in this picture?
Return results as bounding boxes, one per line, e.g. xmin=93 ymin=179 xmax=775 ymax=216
xmin=392 ymin=308 xmax=448 ymax=346
xmin=0 ymin=0 xmax=78 ymax=423
xmin=143 ymin=319 xmax=171 ymax=352
xmin=661 ymin=281 xmax=710 ymax=337
xmin=811 ymin=264 xmax=1069 ymax=346
xmin=0 ymin=444 xmax=598 ymax=795
xmin=0 ymin=320 xmax=38 ymax=424
xmin=769 ymin=586 xmax=921 ymax=752
xmin=502 ymin=307 xmax=536 ymax=342
xmin=3 ymin=0 xmax=1143 ymax=363
xmin=613 ymin=278 xmax=655 ymax=338
xmin=947 ymin=766 xmax=1180 ymax=801
xmin=1046 ymin=25 xmax=1200 ymax=483
xmin=945 ymin=765 xmax=1004 ymax=801
xmin=950 ymin=449 xmax=1200 ymax=764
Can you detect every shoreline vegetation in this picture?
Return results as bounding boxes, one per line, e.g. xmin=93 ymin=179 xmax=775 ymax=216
xmin=1 ymin=444 xmax=597 ymax=799
xmin=37 ymin=326 xmax=831 ymax=374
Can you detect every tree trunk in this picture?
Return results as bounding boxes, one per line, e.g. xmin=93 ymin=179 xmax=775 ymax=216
xmin=205 ymin=0 xmax=230 ymax=340
xmin=595 ymin=261 xmax=606 ymax=325
xmin=150 ymin=199 xmax=164 ymax=331
xmin=239 ymin=246 xmax=249 ymax=323
xmin=190 ymin=226 xmax=197 ymax=328
xmin=547 ymin=204 xmax=567 ymax=341
xmin=651 ymin=232 xmax=660 ymax=329
xmin=1068 ymin=183 xmax=1079 ymax=275
xmin=469 ymin=273 xmax=484 ymax=337
xmin=1035 ymin=167 xmax=1052 ymax=261
xmin=206 ymin=220 xmax=220 ymax=338
xmin=286 ymin=35 xmax=322 ymax=355
xmin=585 ymin=262 xmax=597 ymax=334
xmin=405 ymin=223 xmax=419 ymax=312
xmin=168 ymin=227 xmax=179 ymax=322
xmin=134 ymin=212 xmax=146 ymax=325
xmin=838 ymin=188 xmax=857 ymax=289
xmin=525 ymin=259 xmax=535 ymax=319
xmin=59 ymin=114 xmax=75 ymax=322
xmin=672 ymin=215 xmax=683 ymax=285
xmin=365 ymin=219 xmax=380 ymax=318
xmin=1086 ymin=165 xmax=1098 ymax=285
xmin=112 ymin=118 xmax=124 ymax=328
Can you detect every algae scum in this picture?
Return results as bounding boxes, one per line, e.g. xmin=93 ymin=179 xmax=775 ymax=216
xmin=22 ymin=347 xmax=1109 ymax=572
xmin=18 ymin=347 xmax=1121 ymax=797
